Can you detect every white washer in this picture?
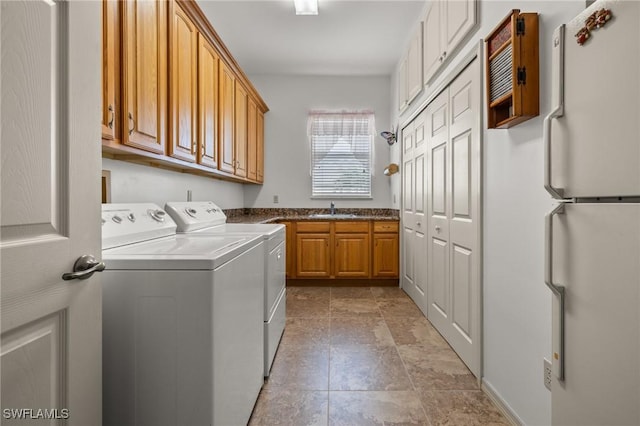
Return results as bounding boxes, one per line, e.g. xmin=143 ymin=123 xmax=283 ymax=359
xmin=165 ymin=201 xmax=286 ymax=377
xmin=101 ymin=204 xmax=264 ymax=426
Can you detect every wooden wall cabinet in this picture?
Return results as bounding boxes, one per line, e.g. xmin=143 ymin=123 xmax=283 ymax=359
xmin=122 ymin=0 xmax=167 ymax=154
xmin=486 ymin=10 xmax=539 ymax=129
xmin=170 ymin=3 xmax=198 ymax=162
xmin=197 ymin=33 xmax=219 ymax=169
xmin=234 ymin=82 xmax=248 ymax=178
xmin=101 ymin=0 xmax=268 ymax=184
xmin=102 ymin=0 xmax=119 ymax=141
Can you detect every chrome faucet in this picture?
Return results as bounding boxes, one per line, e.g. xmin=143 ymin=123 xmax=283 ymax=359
xmin=329 ymin=201 xmax=336 ymax=215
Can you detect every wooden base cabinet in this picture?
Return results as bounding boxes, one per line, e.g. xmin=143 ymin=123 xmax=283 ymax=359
xmin=289 ymin=220 xmax=398 ymax=280
xmin=372 ymin=221 xmax=399 ymax=278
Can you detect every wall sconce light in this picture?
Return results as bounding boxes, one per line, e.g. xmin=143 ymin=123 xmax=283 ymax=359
xmin=383 ymin=163 xmax=399 ymax=176
xmin=380 ymin=131 xmax=397 ymax=145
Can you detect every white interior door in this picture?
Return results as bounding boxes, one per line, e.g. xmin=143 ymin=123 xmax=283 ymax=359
xmin=427 ymin=57 xmax=481 ymax=377
xmin=550 ymin=203 xmax=640 ymax=425
xmin=402 ymin=123 xmax=416 ymax=296
xmin=1 ymin=2 xmax=102 ymax=424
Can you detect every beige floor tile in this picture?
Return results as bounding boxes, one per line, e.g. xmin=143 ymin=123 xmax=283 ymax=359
xmin=330 ymin=287 xmax=374 ymax=299
xmin=330 ymin=345 xmax=413 ymax=391
xmin=384 ymin=316 xmax=449 ymax=347
xmin=287 ymin=290 xmax=331 ymax=317
xmin=281 ymin=317 xmax=330 ymax=347
xmin=249 ymin=388 xmax=328 ymax=426
xmin=330 ymin=317 xmax=394 ymax=346
xmin=377 ymin=298 xmax=424 ymax=317
xmin=331 ymin=298 xmax=381 ymax=317
xmin=419 ymin=390 xmax=509 ymax=426
xmin=267 ymin=345 xmax=329 ymax=390
xmin=397 ymin=345 xmax=479 ymax=391
xmin=329 ymin=391 xmax=428 ymax=426
xmin=370 ymin=286 xmax=410 ymax=299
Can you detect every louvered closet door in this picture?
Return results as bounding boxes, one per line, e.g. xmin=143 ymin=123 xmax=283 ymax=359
xmin=427 ymin=58 xmax=481 ymax=377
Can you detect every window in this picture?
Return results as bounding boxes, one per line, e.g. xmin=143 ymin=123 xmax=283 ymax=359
xmin=308 ymin=111 xmax=375 ymax=198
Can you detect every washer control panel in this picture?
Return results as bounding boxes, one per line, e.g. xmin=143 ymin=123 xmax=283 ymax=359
xmin=165 ymin=201 xmax=227 ymax=233
xmin=102 ymin=203 xmax=177 ymax=249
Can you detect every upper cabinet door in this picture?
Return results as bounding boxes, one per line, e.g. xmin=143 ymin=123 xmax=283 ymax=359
xmin=423 ymin=0 xmax=442 ymax=85
xmin=398 ymin=55 xmax=408 ymax=111
xmin=443 ymin=0 xmax=476 ymax=57
xmin=218 ymin=61 xmax=235 ymax=174
xmin=170 ymin=4 xmax=197 ymax=162
xmin=122 ymin=0 xmax=168 ymax=154
xmin=102 ymin=0 xmax=119 ymax=140
xmin=234 ymin=82 xmax=248 ymax=178
xmin=197 ymin=33 xmax=219 ymax=169
xmin=247 ymin=97 xmax=258 ymax=181
xmin=407 ymin=23 xmax=423 ymax=102
xmin=256 ymin=109 xmax=264 ymax=183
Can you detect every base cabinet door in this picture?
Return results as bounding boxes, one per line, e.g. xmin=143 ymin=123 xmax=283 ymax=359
xmin=373 ymin=234 xmax=399 ymax=277
xmin=296 ymin=233 xmax=331 ymax=277
xmin=334 ymin=233 xmax=370 ymax=278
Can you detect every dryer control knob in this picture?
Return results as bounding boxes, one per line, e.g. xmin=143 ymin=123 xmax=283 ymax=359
xmin=186 ymin=208 xmax=197 ymax=218
xmin=149 ymin=209 xmax=166 ymax=222
xmin=112 ymin=215 xmax=122 ymax=224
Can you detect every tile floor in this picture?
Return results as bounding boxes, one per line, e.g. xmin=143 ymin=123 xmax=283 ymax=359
xmin=249 ymin=286 xmax=509 ymax=426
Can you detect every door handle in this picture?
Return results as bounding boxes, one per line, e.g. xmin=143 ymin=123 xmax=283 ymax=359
xmin=107 ymin=104 xmax=114 ymax=129
xmin=434 ymin=225 xmax=441 ymax=233
xmin=128 ymin=112 xmax=135 ymax=135
xmin=544 ymin=24 xmax=566 ymax=200
xmin=62 ymin=255 xmax=106 ymax=281
xmin=545 ymin=203 xmax=566 ymax=381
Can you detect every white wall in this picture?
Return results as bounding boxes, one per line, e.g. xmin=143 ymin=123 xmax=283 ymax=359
xmin=102 ymin=158 xmax=245 ymax=208
xmin=390 ymin=1 xmax=584 ymax=425
xmin=244 ymin=74 xmax=393 ymax=209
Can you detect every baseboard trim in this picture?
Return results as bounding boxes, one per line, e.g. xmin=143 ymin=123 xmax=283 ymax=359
xmin=481 ymin=379 xmax=524 ymax=426
xmin=287 ymin=278 xmax=399 ymax=287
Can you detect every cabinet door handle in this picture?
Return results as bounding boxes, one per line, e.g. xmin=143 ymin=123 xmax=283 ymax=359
xmin=443 ymin=50 xmax=447 ymax=57
xmin=191 ymin=140 xmax=197 ymax=155
xmin=107 ymin=104 xmax=114 ymax=129
xmin=128 ymin=112 xmax=135 ymax=135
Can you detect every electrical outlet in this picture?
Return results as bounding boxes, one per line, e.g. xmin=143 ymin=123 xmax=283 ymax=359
xmin=273 ymin=195 xmax=279 ymax=204
xmin=543 ymin=358 xmax=552 ymax=390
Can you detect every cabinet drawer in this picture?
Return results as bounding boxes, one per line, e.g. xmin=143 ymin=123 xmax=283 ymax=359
xmin=296 ymin=221 xmax=331 ymax=233
xmin=334 ymin=221 xmax=369 ymax=233
xmin=373 ymin=221 xmax=399 ymax=233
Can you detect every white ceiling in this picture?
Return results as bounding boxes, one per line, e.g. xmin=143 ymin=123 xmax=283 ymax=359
xmin=197 ymin=0 xmax=426 ymax=76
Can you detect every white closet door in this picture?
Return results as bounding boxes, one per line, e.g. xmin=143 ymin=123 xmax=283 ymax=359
xmin=402 ymin=124 xmax=416 ymax=293
xmin=1 ymin=1 xmax=102 ymax=424
xmin=427 ymin=57 xmax=481 ymax=377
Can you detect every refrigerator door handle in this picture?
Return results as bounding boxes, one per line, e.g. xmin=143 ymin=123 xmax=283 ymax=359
xmin=544 ymin=25 xmax=566 ymax=200
xmin=545 ymin=203 xmax=566 ymax=381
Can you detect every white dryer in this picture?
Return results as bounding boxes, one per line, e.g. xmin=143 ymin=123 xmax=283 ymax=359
xmin=165 ymin=201 xmax=286 ymax=377
xmin=101 ymin=203 xmax=264 ymax=426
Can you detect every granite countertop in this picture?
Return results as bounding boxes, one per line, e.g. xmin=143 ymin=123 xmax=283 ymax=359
xmin=224 ymin=208 xmax=400 ymax=224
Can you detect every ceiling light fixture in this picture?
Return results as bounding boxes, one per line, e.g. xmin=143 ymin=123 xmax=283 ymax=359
xmin=294 ymin=0 xmax=318 ymax=15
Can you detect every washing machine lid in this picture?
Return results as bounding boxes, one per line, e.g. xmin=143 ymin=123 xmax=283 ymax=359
xmin=192 ymin=223 xmax=284 ymax=239
xmin=103 ymin=233 xmax=262 ymax=270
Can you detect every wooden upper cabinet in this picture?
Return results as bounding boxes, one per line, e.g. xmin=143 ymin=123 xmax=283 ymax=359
xmin=218 ymin=61 xmax=235 ymax=174
xmin=247 ymin=97 xmax=258 ymax=181
xmin=102 ymin=0 xmax=119 ymax=141
xmin=256 ymin=109 xmax=264 ymax=183
xmin=234 ymin=82 xmax=248 ymax=178
xmin=122 ymin=0 xmax=168 ymax=154
xmin=197 ymin=33 xmax=219 ymax=169
xmin=170 ymin=3 xmax=197 ymax=162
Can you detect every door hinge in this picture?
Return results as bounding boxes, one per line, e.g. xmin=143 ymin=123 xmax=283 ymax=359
xmin=517 ymin=67 xmax=527 ymax=85
xmin=516 ymin=17 xmax=525 ymax=35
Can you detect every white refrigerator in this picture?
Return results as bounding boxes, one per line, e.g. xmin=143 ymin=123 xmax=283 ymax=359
xmin=545 ymin=0 xmax=640 ymax=424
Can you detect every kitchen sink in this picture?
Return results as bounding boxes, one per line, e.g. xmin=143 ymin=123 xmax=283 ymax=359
xmin=309 ymin=213 xmax=358 ymax=219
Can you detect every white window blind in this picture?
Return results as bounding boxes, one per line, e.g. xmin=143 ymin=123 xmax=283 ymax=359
xmin=308 ymin=112 xmax=375 ymax=198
